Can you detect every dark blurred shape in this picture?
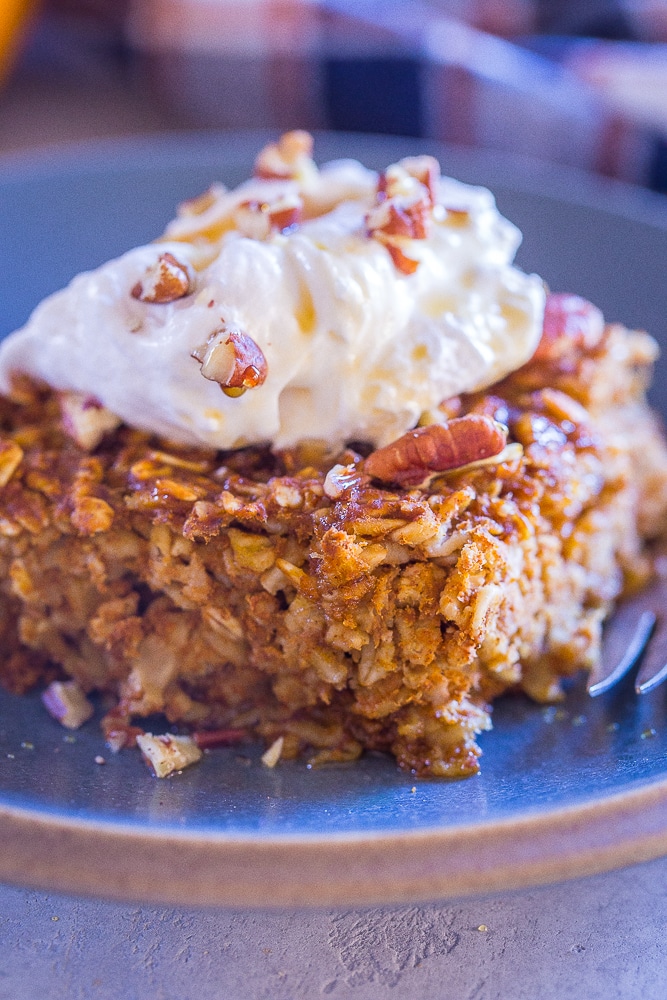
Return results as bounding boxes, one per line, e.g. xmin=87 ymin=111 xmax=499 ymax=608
xmin=533 ymin=0 xmax=634 ymax=39
xmin=45 ymin=0 xmax=130 ymax=26
xmin=0 ymin=0 xmax=171 ymax=150
xmin=650 ymin=138 xmax=667 ymax=189
xmin=325 ymin=57 xmax=422 ymax=135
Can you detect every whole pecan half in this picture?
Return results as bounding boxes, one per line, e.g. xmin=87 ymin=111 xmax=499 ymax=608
xmin=364 ymin=415 xmax=508 ymax=487
xmin=131 ymin=252 xmax=193 ymax=304
xmin=192 ymin=325 xmax=268 ymax=397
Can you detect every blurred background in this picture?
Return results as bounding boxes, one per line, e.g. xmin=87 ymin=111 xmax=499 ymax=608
xmin=2 ymin=0 xmax=667 ymax=191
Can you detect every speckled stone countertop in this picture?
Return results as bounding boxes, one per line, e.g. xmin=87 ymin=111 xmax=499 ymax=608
xmin=2 ymin=857 xmax=666 ymax=1000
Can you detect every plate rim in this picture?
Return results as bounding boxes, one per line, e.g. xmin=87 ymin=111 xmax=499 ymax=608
xmin=2 ymin=127 xmax=667 ymax=229
xmin=2 ymin=773 xmax=667 ymax=906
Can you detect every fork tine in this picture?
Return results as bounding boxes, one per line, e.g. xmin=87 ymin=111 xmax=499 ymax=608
xmin=635 ymin=613 xmax=667 ymax=693
xmin=587 ymin=606 xmax=656 ymax=697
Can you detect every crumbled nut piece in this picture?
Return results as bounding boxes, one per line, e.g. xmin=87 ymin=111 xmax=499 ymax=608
xmin=229 ymin=527 xmax=275 ymax=572
xmin=192 ymin=325 xmax=268 ymax=396
xmin=234 ymin=193 xmax=303 ymax=240
xmin=101 ymin=711 xmax=144 ymax=752
xmin=533 ymin=293 xmax=605 ymax=363
xmin=59 ymin=392 xmax=121 ymax=451
xmin=364 ymin=415 xmax=508 ymax=487
xmin=367 ymin=195 xmax=429 ymax=241
xmin=0 ymin=439 xmax=23 ymax=487
xmin=272 ymin=482 xmax=302 ymax=508
xmin=41 ymin=680 xmax=94 ymax=730
xmin=379 ymin=155 xmax=440 ymax=204
xmin=131 ymin=252 xmax=193 ymax=304
xmin=323 ymin=463 xmax=362 ymax=499
xmin=385 ymin=243 xmax=420 ymax=275
xmin=136 ymin=732 xmax=203 ymax=778
xmin=254 ymin=130 xmax=316 ymax=181
xmin=397 ymin=155 xmax=440 ymax=201
xmin=261 ymin=735 xmax=284 ymax=768
xmin=367 ymin=160 xmax=434 ymax=274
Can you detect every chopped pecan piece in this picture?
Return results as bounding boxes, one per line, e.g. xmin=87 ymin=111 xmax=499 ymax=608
xmin=533 ymin=293 xmax=605 ymax=363
xmin=41 ymin=680 xmax=94 ymax=730
xmin=136 ymin=732 xmax=202 ymax=778
xmin=379 ymin=155 xmax=440 ymax=204
xmin=528 ymin=386 xmax=590 ymax=427
xmin=364 ymin=415 xmax=508 ymax=487
xmin=254 ymin=130 xmax=316 ymax=181
xmin=367 ymin=197 xmax=429 ymax=241
xmin=131 ymin=252 xmax=193 ymax=304
xmin=101 ymin=709 xmax=144 ymax=752
xmin=192 ymin=325 xmax=268 ymax=397
xmin=385 ymin=243 xmax=420 ymax=275
xmin=323 ymin=462 xmax=364 ymax=500
xmin=261 ymin=735 xmax=284 ymax=768
xmin=366 ymin=199 xmax=427 ymax=274
xmin=367 ymin=159 xmax=435 ymax=275
xmin=234 ymin=192 xmax=303 ymax=240
xmin=59 ymin=391 xmax=121 ymax=451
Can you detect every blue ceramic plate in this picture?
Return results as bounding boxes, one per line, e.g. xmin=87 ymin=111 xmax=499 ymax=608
xmin=1 ymin=132 xmax=667 ymax=907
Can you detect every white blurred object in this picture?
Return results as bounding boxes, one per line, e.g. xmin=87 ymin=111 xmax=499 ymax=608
xmin=421 ymin=16 xmax=652 ymax=181
xmin=428 ymin=0 xmax=536 ymax=36
xmin=567 ymin=41 xmax=667 ymax=137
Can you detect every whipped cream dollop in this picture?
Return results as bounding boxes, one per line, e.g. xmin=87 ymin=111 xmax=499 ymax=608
xmin=0 ymin=132 xmax=545 ymax=451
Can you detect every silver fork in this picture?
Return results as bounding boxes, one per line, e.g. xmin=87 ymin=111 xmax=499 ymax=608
xmin=588 ymin=575 xmax=667 ymax=697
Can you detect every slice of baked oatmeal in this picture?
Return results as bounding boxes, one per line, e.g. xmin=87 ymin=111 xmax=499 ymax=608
xmin=0 ymin=291 xmax=665 ymax=776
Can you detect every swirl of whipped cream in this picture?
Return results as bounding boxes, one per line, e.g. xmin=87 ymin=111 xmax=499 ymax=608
xmin=0 ymin=134 xmax=545 ymax=451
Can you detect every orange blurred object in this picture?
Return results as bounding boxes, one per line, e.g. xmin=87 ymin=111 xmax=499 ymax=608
xmin=0 ymin=0 xmax=39 ymax=85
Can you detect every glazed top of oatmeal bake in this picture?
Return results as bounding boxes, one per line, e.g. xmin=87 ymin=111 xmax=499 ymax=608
xmin=0 ymin=131 xmax=545 ymax=452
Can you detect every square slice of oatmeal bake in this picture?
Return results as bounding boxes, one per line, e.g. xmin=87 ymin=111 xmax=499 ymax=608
xmin=1 ymin=133 xmax=666 ymax=777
